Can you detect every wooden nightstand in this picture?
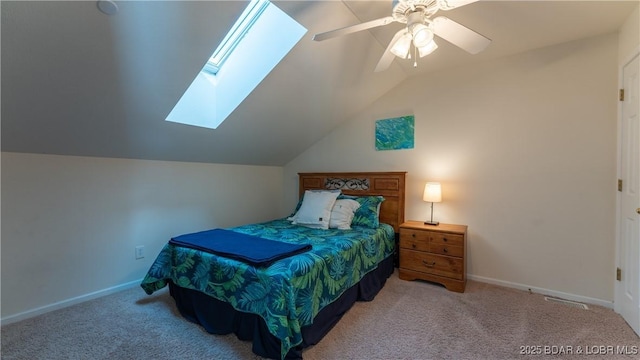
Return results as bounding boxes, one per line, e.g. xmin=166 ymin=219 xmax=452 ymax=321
xmin=398 ymin=221 xmax=468 ymax=292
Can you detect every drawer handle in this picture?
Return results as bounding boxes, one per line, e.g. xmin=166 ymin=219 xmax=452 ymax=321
xmin=443 ymin=237 xmax=448 ymax=242
xmin=443 ymin=248 xmax=448 ymax=253
xmin=422 ymin=260 xmax=436 ymax=268
xmin=412 ymin=233 xmax=416 ymax=238
xmin=411 ymin=244 xmax=416 ymax=249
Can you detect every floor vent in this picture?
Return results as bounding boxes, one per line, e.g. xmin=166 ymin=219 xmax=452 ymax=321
xmin=544 ymin=296 xmax=589 ymax=310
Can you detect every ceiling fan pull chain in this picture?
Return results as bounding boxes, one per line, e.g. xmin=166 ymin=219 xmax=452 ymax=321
xmin=413 ymin=46 xmax=418 ymax=67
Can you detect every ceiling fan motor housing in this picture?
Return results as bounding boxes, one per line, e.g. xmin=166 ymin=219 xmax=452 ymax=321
xmin=392 ymin=0 xmax=439 ymax=22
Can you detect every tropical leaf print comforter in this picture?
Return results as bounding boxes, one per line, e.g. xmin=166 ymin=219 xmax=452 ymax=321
xmin=140 ymin=219 xmax=395 ymax=359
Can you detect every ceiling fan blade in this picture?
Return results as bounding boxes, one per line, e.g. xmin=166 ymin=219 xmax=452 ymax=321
xmin=374 ymin=30 xmax=406 ymax=73
xmin=437 ymin=0 xmax=479 ymax=11
xmin=431 ymin=16 xmax=491 ymax=54
xmin=313 ymin=16 xmax=395 ymax=42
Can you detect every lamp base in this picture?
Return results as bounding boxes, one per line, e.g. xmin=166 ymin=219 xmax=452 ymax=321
xmin=424 ymin=221 xmax=439 ymax=226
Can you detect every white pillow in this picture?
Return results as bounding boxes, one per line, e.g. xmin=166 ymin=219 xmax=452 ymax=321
xmin=290 ymin=190 xmax=340 ymax=229
xmin=329 ymin=199 xmax=361 ymax=230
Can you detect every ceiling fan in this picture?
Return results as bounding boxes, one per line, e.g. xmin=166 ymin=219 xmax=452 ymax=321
xmin=313 ymin=0 xmax=491 ymax=72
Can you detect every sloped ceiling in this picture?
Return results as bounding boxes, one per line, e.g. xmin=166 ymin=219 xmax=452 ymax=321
xmin=1 ymin=1 xmax=637 ymax=166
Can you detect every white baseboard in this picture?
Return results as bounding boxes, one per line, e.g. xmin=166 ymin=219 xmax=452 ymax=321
xmin=1 ymin=275 xmax=614 ymax=326
xmin=1 ymin=279 xmax=143 ymax=326
xmin=468 ymin=274 xmax=613 ymax=309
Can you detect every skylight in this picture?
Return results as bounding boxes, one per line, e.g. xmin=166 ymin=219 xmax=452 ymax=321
xmin=166 ymin=0 xmax=307 ymax=130
xmin=203 ymin=0 xmax=269 ymax=75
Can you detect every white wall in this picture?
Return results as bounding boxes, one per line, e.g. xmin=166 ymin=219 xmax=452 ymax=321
xmin=284 ymin=33 xmax=619 ymax=305
xmin=1 ymin=152 xmax=283 ymax=322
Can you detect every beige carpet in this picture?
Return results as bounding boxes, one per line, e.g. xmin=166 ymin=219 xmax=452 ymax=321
xmin=2 ymin=271 xmax=639 ymax=359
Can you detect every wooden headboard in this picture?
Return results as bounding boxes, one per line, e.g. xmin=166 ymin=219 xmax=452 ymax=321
xmin=298 ymin=172 xmax=406 ymax=233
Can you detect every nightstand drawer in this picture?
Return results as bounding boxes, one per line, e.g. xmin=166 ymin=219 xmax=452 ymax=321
xmin=399 ymin=249 xmax=463 ymax=280
xmin=429 ymin=243 xmax=463 ymax=257
xmin=399 ymin=229 xmax=430 ymax=251
xmin=430 ymin=232 xmax=464 ymax=247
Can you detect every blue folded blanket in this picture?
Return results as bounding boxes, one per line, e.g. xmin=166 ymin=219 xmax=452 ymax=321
xmin=169 ymin=229 xmax=312 ymax=267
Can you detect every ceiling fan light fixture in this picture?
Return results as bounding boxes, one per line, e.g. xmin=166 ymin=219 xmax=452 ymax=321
xmin=418 ymin=39 xmax=438 ymax=57
xmin=390 ymin=32 xmax=412 ymax=59
xmin=410 ymin=23 xmax=433 ymax=48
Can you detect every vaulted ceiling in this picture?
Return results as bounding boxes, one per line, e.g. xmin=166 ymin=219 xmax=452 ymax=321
xmin=2 ymin=1 xmax=637 ymax=166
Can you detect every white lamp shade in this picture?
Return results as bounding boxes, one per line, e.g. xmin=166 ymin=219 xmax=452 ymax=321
xmin=411 ymin=24 xmax=434 ymax=48
xmin=423 ymin=182 xmax=442 ymax=203
xmin=390 ymin=32 xmax=412 ymax=59
xmin=418 ymin=39 xmax=438 ymax=57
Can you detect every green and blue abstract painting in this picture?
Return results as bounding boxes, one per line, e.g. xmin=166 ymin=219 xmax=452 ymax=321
xmin=375 ymin=115 xmax=415 ymax=150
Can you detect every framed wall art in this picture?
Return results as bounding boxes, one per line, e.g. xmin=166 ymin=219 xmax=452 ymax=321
xmin=375 ymin=115 xmax=415 ymax=151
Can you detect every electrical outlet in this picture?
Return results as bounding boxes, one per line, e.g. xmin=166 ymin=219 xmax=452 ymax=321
xmin=135 ymin=245 xmax=145 ymax=259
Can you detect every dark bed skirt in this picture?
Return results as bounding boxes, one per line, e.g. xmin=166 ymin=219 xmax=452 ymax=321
xmin=168 ymin=255 xmax=395 ymax=359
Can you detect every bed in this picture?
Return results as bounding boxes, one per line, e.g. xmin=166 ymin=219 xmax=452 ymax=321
xmin=140 ymin=171 xmax=406 ymax=359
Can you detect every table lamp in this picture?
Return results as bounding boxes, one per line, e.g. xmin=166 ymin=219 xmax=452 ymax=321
xmin=423 ymin=182 xmax=441 ymax=226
